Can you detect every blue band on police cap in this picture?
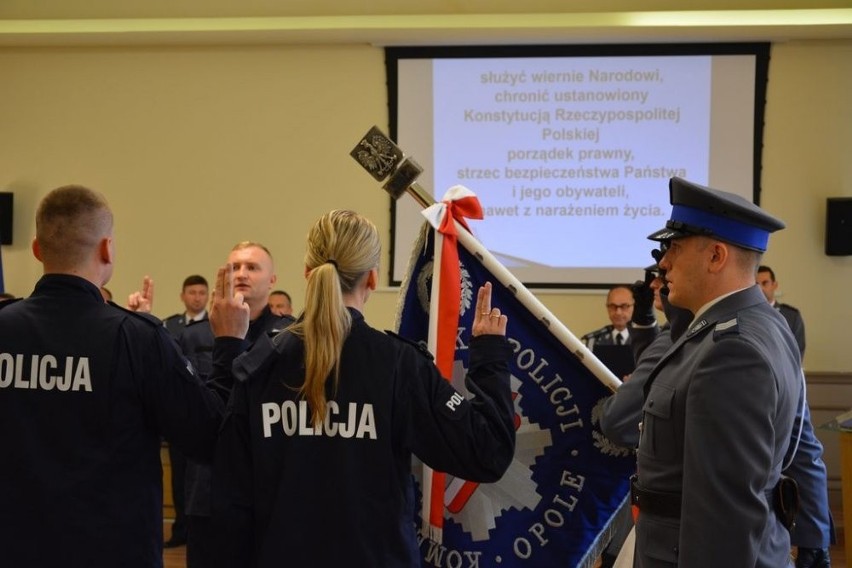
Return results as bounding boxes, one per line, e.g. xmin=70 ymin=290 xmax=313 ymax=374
xmin=671 ymin=204 xmax=770 ymax=251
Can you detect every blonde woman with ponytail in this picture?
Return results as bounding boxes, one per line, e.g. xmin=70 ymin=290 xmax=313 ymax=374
xmin=207 ymin=209 xmax=516 ymax=568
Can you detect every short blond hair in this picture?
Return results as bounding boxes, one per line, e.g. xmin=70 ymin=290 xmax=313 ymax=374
xmin=36 ymin=185 xmax=113 ymax=270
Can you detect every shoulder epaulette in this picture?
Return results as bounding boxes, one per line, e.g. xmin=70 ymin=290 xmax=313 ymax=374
xmin=712 ymin=317 xmax=740 ymax=340
xmin=110 ymin=304 xmax=166 ymax=329
xmin=582 ymin=325 xmax=612 ymax=340
xmin=384 ymin=330 xmax=434 ymax=361
xmin=268 ymin=315 xmax=296 ymax=336
xmin=778 ymin=303 xmax=800 ymax=314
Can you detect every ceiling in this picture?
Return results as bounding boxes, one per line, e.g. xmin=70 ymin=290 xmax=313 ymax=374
xmin=0 ymin=1 xmax=850 ymax=47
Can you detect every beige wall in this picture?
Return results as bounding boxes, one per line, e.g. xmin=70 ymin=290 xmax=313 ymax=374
xmin=0 ymin=39 xmax=850 ymax=371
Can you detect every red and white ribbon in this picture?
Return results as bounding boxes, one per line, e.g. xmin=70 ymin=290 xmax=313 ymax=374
xmin=420 ymin=185 xmax=483 ymax=541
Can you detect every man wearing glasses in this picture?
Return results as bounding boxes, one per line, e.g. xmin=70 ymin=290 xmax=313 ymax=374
xmin=582 ymin=285 xmax=635 ymax=349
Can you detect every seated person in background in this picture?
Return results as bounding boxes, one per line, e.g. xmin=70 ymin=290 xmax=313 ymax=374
xmin=163 ymin=274 xmax=209 ymax=340
xmin=582 ymin=285 xmax=634 ymax=349
xmin=0 ymin=292 xmax=15 ymax=302
xmin=267 ymin=289 xmax=293 ymax=316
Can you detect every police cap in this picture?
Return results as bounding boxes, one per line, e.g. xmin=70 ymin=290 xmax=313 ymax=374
xmin=647 ymin=177 xmax=785 ymax=252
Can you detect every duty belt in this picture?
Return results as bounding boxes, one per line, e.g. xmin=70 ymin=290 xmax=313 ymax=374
xmin=629 ymin=475 xmax=680 ymax=518
xmin=630 ymin=474 xmax=798 ymax=529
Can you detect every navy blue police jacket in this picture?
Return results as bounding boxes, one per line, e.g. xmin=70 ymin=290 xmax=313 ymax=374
xmin=0 ymin=274 xmax=224 ymax=567
xmin=208 ymin=308 xmax=515 ymax=568
xmin=179 ymin=307 xmax=293 ymax=516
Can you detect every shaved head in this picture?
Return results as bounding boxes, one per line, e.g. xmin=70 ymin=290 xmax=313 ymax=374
xmin=36 ymin=185 xmax=113 ymax=270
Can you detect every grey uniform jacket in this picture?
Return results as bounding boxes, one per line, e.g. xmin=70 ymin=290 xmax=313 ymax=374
xmin=600 ymin=323 xmax=669 ymax=449
xmin=777 ymin=302 xmax=805 ymax=357
xmin=634 ymin=285 xmax=801 ymax=568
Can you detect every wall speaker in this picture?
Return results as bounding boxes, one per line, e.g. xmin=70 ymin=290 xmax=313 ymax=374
xmin=825 ymin=197 xmax=852 ymax=256
xmin=0 ymin=192 xmax=12 ymax=245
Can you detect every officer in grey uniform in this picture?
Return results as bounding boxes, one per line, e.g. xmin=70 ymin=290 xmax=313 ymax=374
xmin=606 ymin=258 xmax=832 ymax=567
xmin=631 ymin=177 xmax=802 ymax=567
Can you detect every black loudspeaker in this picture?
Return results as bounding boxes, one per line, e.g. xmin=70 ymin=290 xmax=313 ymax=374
xmin=0 ymin=192 xmax=12 ymax=245
xmin=825 ymin=197 xmax=852 ymax=256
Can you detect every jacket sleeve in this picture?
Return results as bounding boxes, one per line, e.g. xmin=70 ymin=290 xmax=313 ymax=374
xmin=208 ymin=380 xmax=257 ymax=567
xmin=397 ymin=334 xmax=516 ymax=483
xmin=600 ymin=331 xmax=671 ymax=448
xmin=785 ymin=397 xmax=834 ymax=548
xmin=130 ymin=321 xmax=224 ymax=462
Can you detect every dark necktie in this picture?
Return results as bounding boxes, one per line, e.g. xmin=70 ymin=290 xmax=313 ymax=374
xmin=616 ymin=333 xmax=624 ymax=345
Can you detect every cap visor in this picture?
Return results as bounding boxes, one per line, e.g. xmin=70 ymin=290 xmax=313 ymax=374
xmin=647 ymin=227 xmax=689 ymax=241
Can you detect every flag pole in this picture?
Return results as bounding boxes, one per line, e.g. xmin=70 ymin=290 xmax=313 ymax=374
xmin=350 ymin=126 xmax=621 ymax=393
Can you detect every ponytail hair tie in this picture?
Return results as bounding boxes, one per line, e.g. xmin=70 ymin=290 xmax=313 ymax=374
xmin=325 ymin=259 xmax=338 ymax=269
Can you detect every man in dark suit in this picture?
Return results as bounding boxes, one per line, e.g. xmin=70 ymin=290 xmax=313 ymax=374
xmin=632 ymin=177 xmax=802 ymax=567
xmin=757 ymin=265 xmax=806 ymax=357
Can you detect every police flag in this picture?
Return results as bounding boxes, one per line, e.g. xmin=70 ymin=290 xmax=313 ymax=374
xmin=396 ymin=199 xmax=636 ymax=568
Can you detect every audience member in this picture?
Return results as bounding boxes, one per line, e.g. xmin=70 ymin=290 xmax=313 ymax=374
xmin=179 ymin=241 xmax=293 ymax=568
xmin=160 ymin=274 xmax=210 ymax=548
xmin=633 ymin=177 xmax=801 ymax=567
xmin=163 ymin=274 xmax=210 ymax=339
xmin=582 ymin=285 xmax=634 ymax=349
xmin=757 ymin=265 xmax=806 ymax=356
xmin=205 ymin=209 xmax=515 ymax=567
xmin=268 ymin=289 xmax=293 ymax=316
xmin=0 ymin=184 xmax=224 ymax=566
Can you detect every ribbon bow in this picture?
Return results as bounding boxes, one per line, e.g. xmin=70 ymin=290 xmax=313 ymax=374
xmin=421 ymin=185 xmax=483 ymax=375
xmin=419 ymin=185 xmax=483 ymax=540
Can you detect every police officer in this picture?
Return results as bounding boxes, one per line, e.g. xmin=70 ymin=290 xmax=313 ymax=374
xmin=601 ymin=263 xmax=693 ymax=450
xmin=756 ymin=265 xmax=807 ymax=357
xmin=581 ymin=285 xmax=635 ymax=349
xmin=179 ymin=241 xmax=293 ymax=568
xmin=161 ymin=273 xmax=209 ymax=548
xmin=598 ymin=264 xmax=693 ymax=568
xmin=632 ymin=177 xmax=802 ymax=567
xmin=162 ymin=274 xmax=210 ymax=339
xmin=604 ymin=257 xmax=832 ymax=567
xmin=0 ymin=185 xmax=224 ymax=566
xmin=206 ymin=209 xmax=516 ymax=567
